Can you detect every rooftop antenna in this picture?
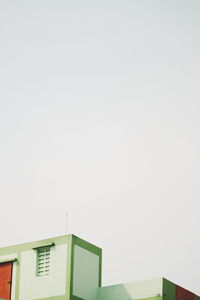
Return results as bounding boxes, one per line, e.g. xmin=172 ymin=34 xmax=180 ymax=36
xmin=65 ymin=212 xmax=68 ymax=235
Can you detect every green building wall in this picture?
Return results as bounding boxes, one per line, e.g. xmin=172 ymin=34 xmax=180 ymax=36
xmin=0 ymin=235 xmax=102 ymax=300
xmin=97 ymin=277 xmax=163 ymax=300
xmin=97 ymin=278 xmax=200 ymax=300
xmin=0 ymin=235 xmax=199 ymax=300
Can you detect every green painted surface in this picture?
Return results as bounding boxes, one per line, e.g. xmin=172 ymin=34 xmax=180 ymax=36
xmin=66 ymin=234 xmax=73 ymax=300
xmin=0 ymin=234 xmax=102 ymax=300
xmin=162 ymin=278 xmax=176 ymax=300
xmin=72 ymin=296 xmax=85 ymax=300
xmin=35 ymin=297 xmax=67 ymax=300
xmin=163 ymin=278 xmax=200 ymax=300
xmin=1 ymin=235 xmax=199 ymax=300
xmin=98 ymin=278 xmax=162 ymax=300
xmin=1 ymin=235 xmax=69 ymax=300
xmin=15 ymin=252 xmax=21 ymax=300
xmin=19 ymin=244 xmax=67 ymax=299
xmin=71 ymin=235 xmax=102 ymax=287
xmin=70 ymin=235 xmax=102 ymax=300
xmin=0 ymin=235 xmax=68 ymax=255
xmin=138 ymin=297 xmax=162 ymax=300
xmin=35 ymin=297 xmax=88 ymax=300
xmin=73 ymin=245 xmax=99 ymax=299
xmin=0 ymin=258 xmax=18 ymax=264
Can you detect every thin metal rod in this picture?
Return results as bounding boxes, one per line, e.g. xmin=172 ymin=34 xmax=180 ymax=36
xmin=65 ymin=212 xmax=68 ymax=235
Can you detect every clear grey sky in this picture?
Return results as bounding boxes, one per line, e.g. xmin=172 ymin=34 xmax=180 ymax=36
xmin=0 ymin=0 xmax=200 ymax=295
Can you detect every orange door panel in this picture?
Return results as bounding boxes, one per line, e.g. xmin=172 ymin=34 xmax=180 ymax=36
xmin=0 ymin=262 xmax=13 ymax=300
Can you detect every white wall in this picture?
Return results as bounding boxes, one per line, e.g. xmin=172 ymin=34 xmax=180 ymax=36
xmin=73 ymin=245 xmax=99 ymax=300
xmin=19 ymin=244 xmax=67 ymax=300
xmin=98 ymin=278 xmax=163 ymax=300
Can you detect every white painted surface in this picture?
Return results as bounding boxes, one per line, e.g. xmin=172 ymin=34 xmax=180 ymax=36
xmin=0 ymin=254 xmax=18 ymax=300
xmin=98 ymin=278 xmax=163 ymax=300
xmin=124 ymin=278 xmax=163 ymax=299
xmin=19 ymin=244 xmax=67 ymax=300
xmin=73 ymin=245 xmax=99 ymax=300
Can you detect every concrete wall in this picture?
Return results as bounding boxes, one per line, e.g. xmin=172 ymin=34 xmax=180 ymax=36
xmin=72 ymin=245 xmax=100 ymax=300
xmin=98 ymin=278 xmax=163 ymax=300
xmin=0 ymin=235 xmax=69 ymax=300
xmin=0 ymin=235 xmax=102 ymax=300
xmin=163 ymin=279 xmax=200 ymax=300
xmin=19 ymin=244 xmax=68 ymax=300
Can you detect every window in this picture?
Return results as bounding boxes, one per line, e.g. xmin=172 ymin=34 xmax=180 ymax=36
xmin=36 ymin=246 xmax=51 ymax=276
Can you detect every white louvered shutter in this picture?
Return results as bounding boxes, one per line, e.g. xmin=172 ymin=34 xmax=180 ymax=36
xmin=37 ymin=247 xmax=51 ymax=276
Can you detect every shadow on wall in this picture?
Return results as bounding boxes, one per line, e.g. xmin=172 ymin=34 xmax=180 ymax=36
xmin=97 ymin=284 xmax=161 ymax=300
xmin=97 ymin=278 xmax=162 ymax=300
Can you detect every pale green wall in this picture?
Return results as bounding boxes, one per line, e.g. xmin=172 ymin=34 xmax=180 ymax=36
xmin=0 ymin=234 xmax=102 ymax=300
xmin=1 ymin=235 xmax=199 ymax=300
xmin=97 ymin=278 xmax=163 ymax=300
xmin=0 ymin=235 xmax=70 ymax=300
xmin=72 ymin=245 xmax=99 ymax=300
xmin=19 ymin=244 xmax=67 ymax=300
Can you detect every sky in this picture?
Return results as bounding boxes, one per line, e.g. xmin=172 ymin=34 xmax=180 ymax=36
xmin=0 ymin=0 xmax=200 ymax=295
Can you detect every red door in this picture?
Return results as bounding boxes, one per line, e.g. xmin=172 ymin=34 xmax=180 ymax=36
xmin=176 ymin=285 xmax=195 ymax=300
xmin=0 ymin=262 xmax=13 ymax=300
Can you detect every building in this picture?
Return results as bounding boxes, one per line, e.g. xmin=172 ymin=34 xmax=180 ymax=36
xmin=0 ymin=234 xmax=199 ymax=300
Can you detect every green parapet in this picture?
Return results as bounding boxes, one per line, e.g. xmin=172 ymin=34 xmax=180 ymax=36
xmin=70 ymin=235 xmax=102 ymax=300
xmin=138 ymin=297 xmax=162 ymax=300
xmin=1 ymin=235 xmax=199 ymax=300
xmin=0 ymin=234 xmax=102 ymax=300
xmin=162 ymin=278 xmax=176 ymax=300
xmin=35 ymin=297 xmax=67 ymax=300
